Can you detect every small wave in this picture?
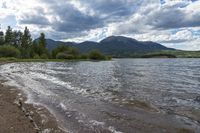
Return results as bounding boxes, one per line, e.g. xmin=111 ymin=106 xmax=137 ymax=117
xmin=59 ymin=102 xmax=68 ymax=111
xmin=108 ymin=126 xmax=123 ymax=133
xmin=89 ymin=120 xmax=105 ymax=126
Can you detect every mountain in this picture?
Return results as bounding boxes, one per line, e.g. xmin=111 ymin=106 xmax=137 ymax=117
xmin=75 ymin=41 xmax=99 ymax=53
xmin=45 ymin=36 xmax=174 ymax=57
xmin=98 ymin=36 xmax=174 ymax=57
xmin=45 ymin=39 xmax=77 ymax=51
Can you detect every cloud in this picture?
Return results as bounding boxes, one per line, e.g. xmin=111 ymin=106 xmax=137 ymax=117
xmin=148 ymin=1 xmax=200 ymax=29
xmin=51 ymin=4 xmax=102 ymax=33
xmin=113 ymin=0 xmax=200 ymax=34
xmin=25 ymin=0 xmax=139 ymax=33
xmin=18 ymin=7 xmax=50 ymax=26
xmin=162 ymin=30 xmax=193 ymax=43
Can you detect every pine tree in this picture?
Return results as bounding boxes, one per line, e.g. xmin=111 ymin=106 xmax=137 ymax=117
xmin=38 ymin=33 xmax=48 ymax=57
xmin=5 ymin=26 xmax=13 ymax=44
xmin=0 ymin=31 xmax=4 ymax=45
xmin=13 ymin=31 xmax=23 ymax=48
xmin=30 ymin=41 xmax=39 ymax=58
xmin=21 ymin=27 xmax=32 ymax=58
xmin=21 ymin=27 xmax=32 ymax=49
xmin=39 ymin=33 xmax=46 ymax=48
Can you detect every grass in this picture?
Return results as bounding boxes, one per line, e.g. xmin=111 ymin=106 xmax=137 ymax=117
xmin=0 ymin=57 xmax=111 ymax=63
xmin=1 ymin=50 xmax=199 ymax=63
xmin=144 ymin=50 xmax=200 ymax=58
xmin=0 ymin=57 xmax=78 ymax=63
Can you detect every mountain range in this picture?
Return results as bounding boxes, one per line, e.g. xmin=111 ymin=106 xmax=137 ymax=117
xmin=45 ymin=36 xmax=174 ymax=57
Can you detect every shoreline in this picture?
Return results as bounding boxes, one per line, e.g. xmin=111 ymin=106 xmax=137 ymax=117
xmin=0 ymin=79 xmax=66 ymax=133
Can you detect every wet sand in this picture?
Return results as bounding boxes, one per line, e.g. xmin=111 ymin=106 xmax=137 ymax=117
xmin=0 ymin=80 xmax=65 ymax=133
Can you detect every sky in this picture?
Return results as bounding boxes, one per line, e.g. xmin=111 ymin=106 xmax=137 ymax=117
xmin=0 ymin=0 xmax=200 ymax=50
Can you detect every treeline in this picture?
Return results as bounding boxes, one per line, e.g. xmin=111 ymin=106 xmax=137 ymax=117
xmin=0 ymin=26 xmax=111 ymax=60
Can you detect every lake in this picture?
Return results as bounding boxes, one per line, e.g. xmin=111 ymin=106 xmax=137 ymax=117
xmin=0 ymin=59 xmax=200 ymax=133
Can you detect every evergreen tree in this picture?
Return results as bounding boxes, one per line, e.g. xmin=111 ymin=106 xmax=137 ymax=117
xmin=5 ymin=26 xmax=13 ymax=44
xmin=13 ymin=31 xmax=23 ymax=48
xmin=21 ymin=27 xmax=32 ymax=49
xmin=21 ymin=27 xmax=32 ymax=58
xmin=0 ymin=31 xmax=4 ymax=45
xmin=30 ymin=41 xmax=39 ymax=58
xmin=39 ymin=33 xmax=46 ymax=48
xmin=38 ymin=33 xmax=48 ymax=57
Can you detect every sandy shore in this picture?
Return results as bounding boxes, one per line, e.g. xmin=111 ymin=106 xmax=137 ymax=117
xmin=0 ymin=79 xmax=65 ymax=133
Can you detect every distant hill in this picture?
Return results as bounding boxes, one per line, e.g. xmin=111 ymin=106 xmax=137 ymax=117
xmin=44 ymin=36 xmax=175 ymax=57
xmin=45 ymin=39 xmax=77 ymax=51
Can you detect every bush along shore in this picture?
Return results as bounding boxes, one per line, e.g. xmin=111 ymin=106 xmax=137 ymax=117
xmin=0 ymin=26 xmax=111 ymax=61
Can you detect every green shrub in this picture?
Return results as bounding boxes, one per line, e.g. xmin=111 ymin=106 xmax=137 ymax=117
xmin=88 ymin=50 xmax=106 ymax=60
xmin=40 ymin=54 xmax=48 ymax=59
xmin=0 ymin=57 xmax=17 ymax=62
xmin=52 ymin=45 xmax=80 ymax=59
xmin=33 ymin=54 xmax=40 ymax=59
xmin=106 ymin=55 xmax=112 ymax=60
xmin=56 ymin=53 xmax=66 ymax=59
xmin=80 ymin=54 xmax=88 ymax=59
xmin=56 ymin=52 xmax=74 ymax=59
xmin=52 ymin=45 xmax=70 ymax=58
xmin=0 ymin=45 xmax=21 ymax=58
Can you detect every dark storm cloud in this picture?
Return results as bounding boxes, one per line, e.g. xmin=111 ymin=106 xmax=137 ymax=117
xmin=19 ymin=14 xmax=50 ymax=26
xmin=19 ymin=7 xmax=50 ymax=26
xmin=81 ymin=0 xmax=137 ymax=17
xmin=50 ymin=3 xmax=102 ymax=33
xmin=148 ymin=4 xmax=200 ymax=29
xmin=37 ymin=0 xmax=200 ymax=33
xmin=18 ymin=0 xmax=138 ymax=33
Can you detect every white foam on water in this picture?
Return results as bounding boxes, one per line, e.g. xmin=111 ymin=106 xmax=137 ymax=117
xmin=1 ymin=62 xmax=122 ymax=103
xmin=0 ymin=64 xmax=60 ymax=103
xmin=108 ymin=126 xmax=123 ymax=133
xmin=49 ymin=66 xmax=73 ymax=71
xmin=24 ymin=71 xmax=89 ymax=96
xmin=28 ymin=71 xmax=68 ymax=86
xmin=89 ymin=120 xmax=105 ymax=126
xmin=59 ymin=102 xmax=68 ymax=111
xmin=42 ymin=129 xmax=52 ymax=133
xmin=4 ymin=69 xmax=75 ymax=92
xmin=2 ymin=73 xmax=55 ymax=103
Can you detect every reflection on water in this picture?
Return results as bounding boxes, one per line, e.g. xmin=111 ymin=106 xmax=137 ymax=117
xmin=0 ymin=59 xmax=200 ymax=133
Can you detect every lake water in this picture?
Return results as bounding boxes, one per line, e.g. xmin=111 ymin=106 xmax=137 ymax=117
xmin=0 ymin=59 xmax=200 ymax=133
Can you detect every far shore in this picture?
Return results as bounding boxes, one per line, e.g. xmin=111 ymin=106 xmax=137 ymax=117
xmin=1 ymin=57 xmax=200 ymax=65
xmin=0 ymin=58 xmax=113 ymax=64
